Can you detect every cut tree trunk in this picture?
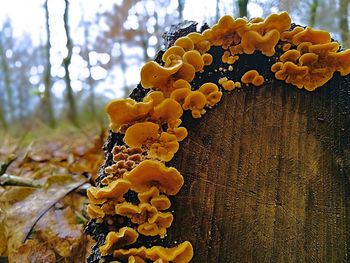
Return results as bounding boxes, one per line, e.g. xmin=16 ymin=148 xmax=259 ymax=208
xmin=168 ymin=69 xmax=350 ymax=263
xmin=89 ymin=22 xmax=350 ymax=263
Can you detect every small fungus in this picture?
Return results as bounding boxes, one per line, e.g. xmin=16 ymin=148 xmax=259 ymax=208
xmin=87 ymin=204 xmax=105 ymax=219
xmin=241 ymin=70 xmax=264 ymax=86
xmin=151 ymin=98 xmax=183 ymax=125
xmin=113 ymin=241 xmax=193 ymax=263
xmin=115 ymin=202 xmax=157 ymax=224
xmin=170 ymin=88 xmax=192 ymax=104
xmin=182 ymin=91 xmax=207 ymax=118
xmin=183 ymin=50 xmax=205 ymax=72
xmin=124 ymin=122 xmax=160 ymax=148
xmin=292 ymin=27 xmax=331 ymax=45
xmin=174 ymin=36 xmax=194 ymax=51
xmin=279 ymin=49 xmax=301 ymax=62
xmin=151 ymin=195 xmax=171 ymax=211
xmin=124 ymin=160 xmax=184 ymax=195
xmin=138 ymin=186 xmax=160 ymax=204
xmin=87 ymin=179 xmax=131 ymax=201
xmin=106 ymin=98 xmax=153 ymax=132
xmin=162 ymin=46 xmax=185 ymax=62
xmin=138 ymin=211 xmax=173 ymax=237
xmin=202 ymin=53 xmax=213 ymax=65
xmin=148 ymin=132 xmax=179 ymax=162
xmin=140 ymin=59 xmax=182 ymax=89
xmin=100 ymin=227 xmax=139 ymax=256
xmin=241 ymin=29 xmax=280 ymax=56
xmin=281 ymin=26 xmax=304 ymax=42
xmin=282 ymin=43 xmax=291 ymax=51
xmin=174 ymin=62 xmax=196 ymax=82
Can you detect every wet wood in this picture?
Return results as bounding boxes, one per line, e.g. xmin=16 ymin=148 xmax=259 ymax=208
xmin=168 ymin=74 xmax=350 ymax=262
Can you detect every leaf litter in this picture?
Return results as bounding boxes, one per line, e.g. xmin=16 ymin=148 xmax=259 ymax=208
xmin=0 ymin=127 xmax=105 ymax=262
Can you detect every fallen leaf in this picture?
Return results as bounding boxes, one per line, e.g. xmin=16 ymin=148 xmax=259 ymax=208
xmin=3 ymin=174 xmax=88 ymax=260
xmin=10 ymin=239 xmax=56 ymax=263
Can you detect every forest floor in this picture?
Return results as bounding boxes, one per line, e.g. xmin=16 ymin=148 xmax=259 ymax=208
xmin=0 ymin=124 xmax=106 ymax=262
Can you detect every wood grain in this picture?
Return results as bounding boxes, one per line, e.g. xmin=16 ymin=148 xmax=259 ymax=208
xmin=168 ymin=74 xmax=350 ymax=263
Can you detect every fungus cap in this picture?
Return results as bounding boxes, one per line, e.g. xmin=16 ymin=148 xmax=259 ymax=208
xmin=141 ymin=60 xmax=183 ymax=89
xmin=113 ymin=241 xmax=193 ymax=263
xmin=174 ymin=36 xmax=194 ymax=51
xmin=86 ymin=204 xmax=105 ymax=219
xmin=292 ymin=27 xmax=331 ymax=45
xmin=124 ymin=122 xmax=160 ymax=148
xmin=87 ymin=179 xmax=131 ymax=200
xmin=124 ymin=160 xmax=184 ymax=195
xmin=151 ymin=98 xmax=183 ymax=124
xmin=183 ymin=50 xmax=205 ymax=72
xmin=106 ymin=98 xmax=153 ymax=132
xmin=100 ymin=227 xmax=139 ymax=256
xmin=174 ymin=62 xmax=196 ymax=82
xmin=162 ymin=46 xmax=185 ymax=62
xmin=241 ymin=69 xmax=260 ymax=84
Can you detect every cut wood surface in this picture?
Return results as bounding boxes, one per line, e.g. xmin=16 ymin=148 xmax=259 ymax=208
xmin=168 ymin=73 xmax=350 ymax=262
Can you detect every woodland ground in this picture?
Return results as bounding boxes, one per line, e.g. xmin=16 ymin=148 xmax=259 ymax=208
xmin=0 ymin=124 xmax=105 ymax=262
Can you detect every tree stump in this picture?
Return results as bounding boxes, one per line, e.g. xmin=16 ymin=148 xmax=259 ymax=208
xmin=168 ymin=72 xmax=350 ymax=262
xmin=87 ymin=18 xmax=350 ymax=263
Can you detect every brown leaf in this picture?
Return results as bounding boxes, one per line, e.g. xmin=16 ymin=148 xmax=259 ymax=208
xmin=9 ymin=239 xmax=56 ymax=263
xmin=1 ymin=174 xmax=88 ymax=257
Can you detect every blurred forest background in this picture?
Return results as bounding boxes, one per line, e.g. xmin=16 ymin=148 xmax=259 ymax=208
xmin=0 ymin=0 xmax=349 ymax=134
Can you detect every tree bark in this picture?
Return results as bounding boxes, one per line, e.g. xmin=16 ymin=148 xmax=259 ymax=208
xmin=0 ymin=33 xmax=14 ymax=122
xmin=178 ymin=0 xmax=185 ymax=20
xmin=82 ymin=20 xmax=96 ymax=119
xmin=63 ymin=0 xmax=79 ymax=127
xmin=43 ymin=0 xmax=56 ymax=128
xmin=237 ymin=0 xmax=249 ymax=18
xmin=340 ymin=0 xmax=350 ymax=48
xmin=216 ymin=0 xmax=220 ymax=22
xmin=309 ymin=0 xmax=319 ymax=27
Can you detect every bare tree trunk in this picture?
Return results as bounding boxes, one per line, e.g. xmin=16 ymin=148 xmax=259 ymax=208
xmin=340 ymin=0 xmax=350 ymax=48
xmin=63 ymin=0 xmax=79 ymax=126
xmin=237 ymin=0 xmax=249 ymax=18
xmin=83 ymin=21 xmax=96 ymax=119
xmin=216 ymin=0 xmax=220 ymax=22
xmin=177 ymin=0 xmax=185 ymax=20
xmin=309 ymin=0 xmax=319 ymax=27
xmin=0 ymin=34 xmax=14 ymax=122
xmin=0 ymin=103 xmax=7 ymax=130
xmin=119 ymin=43 xmax=129 ymax=96
xmin=43 ymin=0 xmax=56 ymax=128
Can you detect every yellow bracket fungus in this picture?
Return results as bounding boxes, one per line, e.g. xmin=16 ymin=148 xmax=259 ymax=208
xmin=140 ymin=60 xmax=183 ymax=89
xmin=241 ymin=70 xmax=265 ymax=86
xmin=124 ymin=160 xmax=184 ymax=195
xmin=113 ymin=241 xmax=193 ymax=263
xmin=183 ymin=91 xmax=207 ymax=118
xmin=100 ymin=227 xmax=139 ymax=256
xmin=86 ymin=204 xmax=105 ymax=219
xmin=87 ymin=179 xmax=131 ymax=201
xmin=241 ymin=29 xmax=280 ymax=56
xmin=174 ymin=36 xmax=194 ymax=51
xmin=292 ymin=27 xmax=331 ymax=45
xmin=124 ymin=122 xmax=160 ymax=148
xmin=183 ymin=50 xmax=205 ymax=72
xmin=148 ymin=132 xmax=179 ymax=162
xmin=106 ymin=98 xmax=153 ymax=132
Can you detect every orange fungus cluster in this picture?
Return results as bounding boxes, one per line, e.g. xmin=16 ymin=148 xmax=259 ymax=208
xmin=87 ymin=12 xmax=350 ymax=262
